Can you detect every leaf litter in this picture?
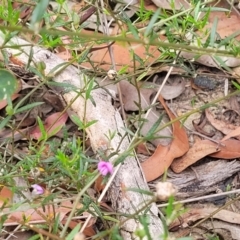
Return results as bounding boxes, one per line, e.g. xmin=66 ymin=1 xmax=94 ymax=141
xmin=1 ymin=0 xmax=240 ymax=239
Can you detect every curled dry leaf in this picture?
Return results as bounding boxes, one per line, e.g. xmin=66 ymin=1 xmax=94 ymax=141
xmin=171 ymin=139 xmax=219 ymax=173
xmin=141 ymin=96 xmax=189 ymax=182
xmin=205 ymin=109 xmax=238 ymax=135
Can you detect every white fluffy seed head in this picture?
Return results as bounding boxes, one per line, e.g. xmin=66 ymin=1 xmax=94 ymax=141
xmin=73 ymin=233 xmax=86 ymax=240
xmin=155 ymin=182 xmax=177 ymax=201
xmin=107 ymin=69 xmax=117 ymax=80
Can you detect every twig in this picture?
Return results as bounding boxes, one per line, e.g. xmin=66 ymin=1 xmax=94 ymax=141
xmin=157 ymin=188 xmax=240 ymax=208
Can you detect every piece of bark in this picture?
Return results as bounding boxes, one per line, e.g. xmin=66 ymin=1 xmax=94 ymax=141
xmin=0 ymin=34 xmax=163 ymax=239
xmin=166 ymin=159 xmax=240 ymax=199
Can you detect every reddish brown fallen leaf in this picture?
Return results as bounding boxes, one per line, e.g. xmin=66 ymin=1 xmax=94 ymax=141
xmin=3 ymin=200 xmax=73 ymax=226
xmin=9 ymin=55 xmax=24 ymax=66
xmin=210 ymin=139 xmax=240 ymax=159
xmin=171 ymin=140 xmax=219 ymax=173
xmin=136 ymin=142 xmax=151 ymax=155
xmin=0 ymin=93 xmax=20 ymax=110
xmin=207 ymin=1 xmax=240 ymax=42
xmin=94 ymin=175 xmax=105 ymax=192
xmin=30 ymin=112 xmax=68 ymax=139
xmin=170 ymin=207 xmax=240 ymax=230
xmin=0 ymin=186 xmax=13 ymax=207
xmin=221 ymin=126 xmax=240 ymax=142
xmin=141 ymin=96 xmax=189 ymax=182
xmin=81 ymin=40 xmax=161 ymax=72
xmin=61 ymin=219 xmax=96 ymax=237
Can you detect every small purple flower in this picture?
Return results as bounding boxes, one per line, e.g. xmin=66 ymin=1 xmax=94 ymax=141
xmin=31 ymin=184 xmax=44 ymax=195
xmin=98 ymin=161 xmax=113 ymax=176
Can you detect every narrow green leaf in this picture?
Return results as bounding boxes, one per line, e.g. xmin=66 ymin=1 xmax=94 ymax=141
xmin=126 ymin=19 xmax=139 ymax=39
xmin=30 ymin=0 xmax=49 ymax=29
xmin=114 ymin=151 xmax=131 ymax=166
xmin=213 ymin=55 xmax=232 ymax=72
xmin=144 ymin=8 xmax=160 ymax=37
xmin=27 ymin=234 xmax=41 ymax=240
xmin=145 ymin=113 xmax=164 ymax=138
xmin=0 ymin=115 xmax=11 ymax=129
xmin=219 ymin=30 xmax=240 ymax=47
xmin=103 ymin=216 xmax=120 ymax=223
xmin=85 ymin=120 xmax=98 ymax=128
xmin=201 ymin=7 xmax=229 ymax=12
xmin=86 ymin=78 xmax=94 ymax=99
xmin=36 ymin=116 xmax=47 ymax=139
xmin=194 ymin=1 xmax=201 ymax=21
xmin=14 ymin=102 xmax=44 ymax=114
xmin=209 ymin=17 xmax=218 ymax=47
xmin=232 ymin=81 xmax=240 ymax=90
xmin=126 ymin=188 xmax=154 ymax=196
xmin=65 ymin=224 xmax=81 ymax=240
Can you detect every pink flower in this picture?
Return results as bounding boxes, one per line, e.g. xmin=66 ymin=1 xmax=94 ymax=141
xmin=31 ymin=184 xmax=44 ymax=195
xmin=98 ymin=161 xmax=113 ymax=176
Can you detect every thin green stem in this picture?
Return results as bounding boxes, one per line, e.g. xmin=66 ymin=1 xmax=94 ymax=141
xmin=0 ymin=27 xmax=237 ymax=57
xmin=59 ymin=171 xmax=100 ymax=238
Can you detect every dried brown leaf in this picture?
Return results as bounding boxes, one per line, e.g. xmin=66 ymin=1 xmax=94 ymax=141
xmin=30 ymin=112 xmax=68 ymax=139
xmin=171 ymin=140 xmax=219 ymax=173
xmin=221 ymin=126 xmax=240 ymax=142
xmin=205 ymin=109 xmax=237 ymax=135
xmin=119 ymin=80 xmax=154 ymax=111
xmin=141 ymin=96 xmax=189 ymax=182
xmin=210 ymin=139 xmax=240 ymax=159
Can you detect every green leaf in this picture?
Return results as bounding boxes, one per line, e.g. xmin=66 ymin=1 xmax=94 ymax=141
xmin=0 ymin=69 xmax=18 ymax=100
xmin=126 ymin=188 xmax=154 ymax=196
xmin=232 ymin=81 xmax=240 ymax=90
xmin=145 ymin=113 xmax=164 ymax=138
xmin=27 ymin=234 xmax=41 ymax=240
xmin=209 ymin=17 xmax=218 ymax=47
xmin=194 ymin=1 xmax=201 ymax=21
xmin=144 ymin=8 xmax=160 ymax=38
xmin=201 ymin=7 xmax=229 ymax=12
xmin=66 ymin=224 xmax=81 ymax=240
xmin=86 ymin=78 xmax=94 ymax=99
xmin=30 ymin=0 xmax=49 ymax=30
xmin=36 ymin=116 xmax=47 ymax=140
xmin=14 ymin=102 xmax=44 ymax=114
xmin=219 ymin=29 xmax=240 ymax=48
xmin=0 ymin=115 xmax=11 ymax=129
